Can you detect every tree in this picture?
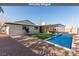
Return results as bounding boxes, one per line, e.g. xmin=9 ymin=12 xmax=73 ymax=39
xmin=0 ymin=7 xmax=4 ymax=25
xmin=0 ymin=7 xmax=10 ymax=25
xmin=0 ymin=7 xmax=11 ymax=26
xmin=0 ymin=7 xmax=4 ymax=13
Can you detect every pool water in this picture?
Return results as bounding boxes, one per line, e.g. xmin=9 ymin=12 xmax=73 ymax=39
xmin=47 ymin=34 xmax=73 ymax=49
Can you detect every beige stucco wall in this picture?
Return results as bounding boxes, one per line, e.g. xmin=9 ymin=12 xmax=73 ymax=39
xmin=55 ymin=26 xmax=65 ymax=32
xmin=5 ymin=24 xmax=39 ymax=35
xmin=29 ymin=26 xmax=39 ymax=34
xmin=55 ymin=26 xmax=78 ymax=34
xmin=65 ymin=27 xmax=78 ymax=34
xmin=6 ymin=24 xmax=25 ymax=35
xmin=5 ymin=25 xmax=9 ymax=35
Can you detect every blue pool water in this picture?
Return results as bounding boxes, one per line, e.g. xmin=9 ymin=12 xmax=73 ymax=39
xmin=47 ymin=34 xmax=73 ymax=49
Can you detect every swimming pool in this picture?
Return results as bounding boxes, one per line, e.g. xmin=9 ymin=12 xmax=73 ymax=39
xmin=47 ymin=34 xmax=73 ymax=49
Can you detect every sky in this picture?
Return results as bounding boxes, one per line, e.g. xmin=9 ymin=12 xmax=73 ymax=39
xmin=1 ymin=6 xmax=79 ymax=27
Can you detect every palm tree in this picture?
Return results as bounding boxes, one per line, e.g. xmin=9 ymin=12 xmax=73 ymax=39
xmin=0 ymin=7 xmax=4 ymax=13
xmin=0 ymin=7 xmax=4 ymax=32
xmin=0 ymin=7 xmax=6 ymax=25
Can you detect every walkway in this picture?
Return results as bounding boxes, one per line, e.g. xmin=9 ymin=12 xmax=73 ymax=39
xmin=72 ymin=35 xmax=79 ymax=56
xmin=0 ymin=35 xmax=39 ymax=56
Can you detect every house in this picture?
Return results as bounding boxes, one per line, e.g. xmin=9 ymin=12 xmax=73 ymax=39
xmin=2 ymin=19 xmax=76 ymax=35
xmin=2 ymin=20 xmax=39 ymax=35
xmin=54 ymin=24 xmax=65 ymax=33
xmin=39 ymin=24 xmax=55 ymax=33
xmin=39 ymin=24 xmax=65 ymax=33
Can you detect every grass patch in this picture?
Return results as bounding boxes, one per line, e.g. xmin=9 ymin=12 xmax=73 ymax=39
xmin=32 ymin=33 xmax=55 ymax=40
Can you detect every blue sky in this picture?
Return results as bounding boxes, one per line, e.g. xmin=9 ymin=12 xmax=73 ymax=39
xmin=2 ymin=6 xmax=79 ymax=27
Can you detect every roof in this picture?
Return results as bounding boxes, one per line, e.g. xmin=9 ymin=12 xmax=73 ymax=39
xmin=39 ymin=24 xmax=54 ymax=26
xmin=38 ymin=24 xmax=65 ymax=27
xmin=54 ymin=24 xmax=65 ymax=27
xmin=5 ymin=20 xmax=35 ymax=26
xmin=15 ymin=20 xmax=35 ymax=25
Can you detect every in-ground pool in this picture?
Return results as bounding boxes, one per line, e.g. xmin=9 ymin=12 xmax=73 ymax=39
xmin=47 ymin=34 xmax=73 ymax=49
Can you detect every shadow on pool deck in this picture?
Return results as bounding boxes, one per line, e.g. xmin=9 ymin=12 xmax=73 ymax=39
xmin=0 ymin=35 xmax=71 ymax=56
xmin=0 ymin=35 xmax=39 ymax=56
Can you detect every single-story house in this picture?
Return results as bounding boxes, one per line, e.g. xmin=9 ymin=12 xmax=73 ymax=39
xmin=54 ymin=24 xmax=65 ymax=33
xmin=1 ymin=20 xmax=78 ymax=35
xmin=2 ymin=20 xmax=39 ymax=35
xmin=39 ymin=24 xmax=65 ymax=33
xmin=1 ymin=22 xmax=65 ymax=35
xmin=39 ymin=24 xmax=55 ymax=33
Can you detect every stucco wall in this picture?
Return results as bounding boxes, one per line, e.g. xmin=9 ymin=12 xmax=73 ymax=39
xmin=65 ymin=27 xmax=78 ymax=34
xmin=5 ymin=24 xmax=39 ymax=35
xmin=8 ymin=25 xmax=25 ymax=35
xmin=55 ymin=26 xmax=65 ymax=32
xmin=29 ymin=26 xmax=39 ymax=34
xmin=5 ymin=25 xmax=9 ymax=35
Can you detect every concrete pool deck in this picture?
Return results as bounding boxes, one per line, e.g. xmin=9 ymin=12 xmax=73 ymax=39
xmin=0 ymin=34 xmax=79 ymax=56
xmin=72 ymin=34 xmax=79 ymax=56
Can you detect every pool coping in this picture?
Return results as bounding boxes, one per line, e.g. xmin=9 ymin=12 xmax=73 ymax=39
xmin=44 ymin=34 xmax=74 ymax=52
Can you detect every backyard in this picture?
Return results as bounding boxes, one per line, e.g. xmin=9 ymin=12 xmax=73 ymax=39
xmin=0 ymin=33 xmax=79 ymax=56
xmin=0 ymin=34 xmax=71 ymax=56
